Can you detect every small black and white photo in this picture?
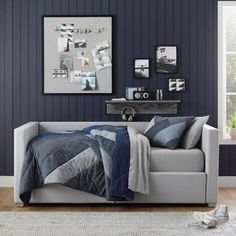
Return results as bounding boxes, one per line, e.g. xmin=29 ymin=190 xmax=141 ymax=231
xmin=134 ymin=59 xmax=150 ymax=78
xmin=168 ymin=78 xmax=185 ymax=92
xmin=74 ymin=39 xmax=87 ymax=48
xmin=156 ymin=46 xmax=177 ymax=73
xmin=91 ymin=49 xmax=112 ymax=70
xmin=52 ymin=69 xmax=68 ymax=79
xmin=60 ymin=54 xmax=73 ymax=71
xmin=96 ymin=40 xmax=110 ymax=51
xmin=58 ymin=24 xmax=74 ymax=44
xmin=58 ymin=37 xmax=69 ymax=52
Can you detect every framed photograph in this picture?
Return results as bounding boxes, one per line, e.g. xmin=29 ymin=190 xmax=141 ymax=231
xmin=168 ymin=78 xmax=186 ymax=92
xmin=134 ymin=59 xmax=150 ymax=78
xmin=43 ymin=16 xmax=112 ymax=94
xmin=156 ymin=46 xmax=177 ymax=73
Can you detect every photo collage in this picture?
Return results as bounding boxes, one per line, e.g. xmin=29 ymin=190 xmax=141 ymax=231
xmin=54 ymin=22 xmax=112 ymax=91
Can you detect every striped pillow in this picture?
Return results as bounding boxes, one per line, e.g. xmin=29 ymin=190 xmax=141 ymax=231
xmin=144 ymin=116 xmax=195 ymax=149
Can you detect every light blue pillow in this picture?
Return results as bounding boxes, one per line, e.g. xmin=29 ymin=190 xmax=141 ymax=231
xmin=144 ymin=116 xmax=195 ymax=149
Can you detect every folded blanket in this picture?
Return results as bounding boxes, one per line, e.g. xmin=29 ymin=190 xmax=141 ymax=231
xmin=19 ymin=125 xmax=150 ymax=204
xmin=128 ymin=126 xmax=150 ymax=194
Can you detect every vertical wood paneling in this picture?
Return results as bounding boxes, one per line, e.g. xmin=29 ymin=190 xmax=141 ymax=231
xmin=28 ymin=0 xmax=37 ymax=121
xmin=0 ymin=0 xmax=5 ymax=174
xmin=20 ymin=0 xmax=29 ymax=123
xmin=12 ymin=0 xmax=21 ymax=128
xmin=206 ymin=0 xmax=215 ymax=125
xmin=0 ymin=0 xmax=234 ymax=176
xmin=189 ymin=0 xmax=198 ymax=116
xmin=4 ymin=0 xmax=13 ymax=174
xmin=197 ymin=0 xmax=206 ymax=116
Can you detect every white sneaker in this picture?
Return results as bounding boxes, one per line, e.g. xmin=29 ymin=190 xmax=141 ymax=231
xmin=209 ymin=204 xmax=229 ymax=222
xmin=193 ymin=204 xmax=229 ymax=225
xmin=192 ymin=214 xmax=217 ymax=229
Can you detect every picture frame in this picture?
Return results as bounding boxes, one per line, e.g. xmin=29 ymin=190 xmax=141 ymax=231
xmin=43 ymin=16 xmax=113 ymax=94
xmin=168 ymin=78 xmax=186 ymax=92
xmin=134 ymin=59 xmax=150 ymax=78
xmin=156 ymin=46 xmax=177 ymax=74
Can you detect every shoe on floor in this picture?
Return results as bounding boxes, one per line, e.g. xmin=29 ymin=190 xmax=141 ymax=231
xmin=209 ymin=204 xmax=229 ymax=222
xmin=192 ymin=213 xmax=217 ymax=229
xmin=193 ymin=204 xmax=229 ymax=224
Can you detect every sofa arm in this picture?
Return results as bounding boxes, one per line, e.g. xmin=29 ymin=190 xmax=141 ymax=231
xmin=201 ymin=124 xmax=219 ymax=205
xmin=14 ymin=122 xmax=39 ymax=203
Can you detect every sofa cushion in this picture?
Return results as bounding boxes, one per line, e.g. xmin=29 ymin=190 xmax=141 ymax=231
xmin=150 ymin=147 xmax=204 ymax=172
xmin=144 ymin=116 xmax=195 ymax=149
xmin=180 ymin=116 xmax=209 ymax=149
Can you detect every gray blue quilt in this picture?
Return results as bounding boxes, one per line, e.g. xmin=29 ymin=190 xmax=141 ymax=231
xmin=19 ymin=125 xmax=134 ymax=204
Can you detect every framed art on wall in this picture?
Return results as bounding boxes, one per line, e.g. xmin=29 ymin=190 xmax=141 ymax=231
xmin=134 ymin=59 xmax=150 ymax=78
xmin=43 ymin=16 xmax=112 ymax=94
xmin=168 ymin=78 xmax=186 ymax=92
xmin=156 ymin=46 xmax=177 ymax=73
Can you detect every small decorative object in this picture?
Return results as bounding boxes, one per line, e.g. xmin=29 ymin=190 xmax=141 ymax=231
xmin=159 ymin=89 xmax=163 ymax=100
xmin=74 ymin=39 xmax=87 ymax=48
xmin=121 ymin=106 xmax=135 ymax=121
xmin=43 ymin=16 xmax=112 ymax=94
xmin=91 ymin=48 xmax=112 ymax=71
xmin=134 ymin=59 xmax=150 ymax=78
xmin=133 ymin=91 xmax=150 ymax=100
xmin=168 ymin=78 xmax=185 ymax=92
xmin=156 ymin=46 xmax=177 ymax=73
xmin=229 ymin=112 xmax=236 ymax=139
xmin=156 ymin=89 xmax=164 ymax=100
xmin=125 ymin=87 xmax=145 ymax=100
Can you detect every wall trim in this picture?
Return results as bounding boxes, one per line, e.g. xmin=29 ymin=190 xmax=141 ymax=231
xmin=0 ymin=176 xmax=14 ymax=187
xmin=1 ymin=176 xmax=236 ymax=188
xmin=218 ymin=176 xmax=236 ymax=187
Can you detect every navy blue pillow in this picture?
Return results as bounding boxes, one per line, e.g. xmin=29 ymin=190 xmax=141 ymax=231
xmin=144 ymin=116 xmax=195 ymax=149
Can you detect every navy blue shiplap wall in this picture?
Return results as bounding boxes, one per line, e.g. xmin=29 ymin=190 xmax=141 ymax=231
xmin=0 ymin=0 xmax=234 ymax=176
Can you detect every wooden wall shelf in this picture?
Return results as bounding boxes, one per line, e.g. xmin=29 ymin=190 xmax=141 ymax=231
xmin=106 ymin=100 xmax=181 ymax=115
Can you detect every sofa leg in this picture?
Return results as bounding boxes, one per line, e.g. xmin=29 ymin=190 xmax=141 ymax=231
xmin=208 ymin=203 xmax=216 ymax=208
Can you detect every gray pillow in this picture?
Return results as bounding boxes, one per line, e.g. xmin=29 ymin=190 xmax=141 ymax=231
xmin=180 ymin=116 xmax=209 ymax=149
xmin=144 ymin=116 xmax=195 ymax=149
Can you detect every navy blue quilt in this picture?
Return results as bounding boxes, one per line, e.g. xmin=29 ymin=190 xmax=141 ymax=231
xmin=19 ymin=125 xmax=133 ymax=204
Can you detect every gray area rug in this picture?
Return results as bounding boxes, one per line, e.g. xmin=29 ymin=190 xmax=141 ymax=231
xmin=0 ymin=211 xmax=236 ymax=236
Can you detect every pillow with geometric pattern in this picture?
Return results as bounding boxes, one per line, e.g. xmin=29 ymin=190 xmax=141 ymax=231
xmin=144 ymin=116 xmax=195 ymax=149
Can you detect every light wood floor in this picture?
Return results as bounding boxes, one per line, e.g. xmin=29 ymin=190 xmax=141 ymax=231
xmin=1 ymin=188 xmax=236 ymax=212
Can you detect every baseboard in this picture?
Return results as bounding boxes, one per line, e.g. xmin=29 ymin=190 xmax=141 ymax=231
xmin=218 ymin=176 xmax=236 ymax=187
xmin=0 ymin=176 xmax=14 ymax=187
xmin=0 ymin=176 xmax=236 ymax=188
